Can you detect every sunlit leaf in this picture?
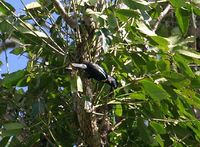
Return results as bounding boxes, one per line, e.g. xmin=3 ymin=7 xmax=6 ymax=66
xmin=25 ymin=2 xmax=41 ymax=10
xmin=151 ymin=36 xmax=169 ymax=50
xmin=137 ymin=21 xmax=156 ymax=36
xmin=115 ymin=104 xmax=122 ymax=117
xmin=178 ymin=50 xmax=200 ymax=59
xmin=77 ymin=76 xmax=83 ymax=92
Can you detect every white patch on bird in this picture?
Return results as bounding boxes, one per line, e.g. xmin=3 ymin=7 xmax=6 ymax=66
xmin=71 ymin=63 xmax=87 ymax=69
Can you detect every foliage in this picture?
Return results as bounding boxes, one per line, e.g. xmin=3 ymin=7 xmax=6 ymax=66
xmin=0 ymin=0 xmax=200 ymax=146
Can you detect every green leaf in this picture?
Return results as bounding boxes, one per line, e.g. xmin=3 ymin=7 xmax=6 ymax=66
xmin=0 ymin=1 xmax=15 ymax=15
xmin=175 ymin=8 xmax=190 ymax=34
xmin=10 ymin=48 xmax=24 ymax=55
xmin=3 ymin=122 xmax=24 ymax=130
xmin=150 ymin=121 xmax=166 ymax=134
xmin=163 ymin=72 xmax=191 ymax=88
xmin=137 ymin=21 xmax=156 ymax=36
xmin=137 ymin=21 xmax=169 ymax=50
xmin=174 ymin=54 xmax=195 ymax=78
xmin=107 ymin=14 xmax=117 ymax=29
xmin=17 ymin=22 xmax=34 ymax=32
xmin=178 ymin=50 xmax=200 ymax=59
xmin=1 ymin=129 xmax=21 ymax=137
xmin=131 ymin=53 xmax=146 ymax=66
xmin=0 ymin=122 xmax=23 ymax=137
xmin=157 ymin=59 xmax=170 ymax=72
xmin=137 ymin=118 xmax=151 ymax=143
xmin=151 ymin=36 xmax=169 ymax=50
xmin=173 ymin=141 xmax=184 ymax=147
xmin=123 ymin=0 xmax=149 ymax=10
xmin=0 ymin=20 xmax=14 ymax=32
xmin=86 ymin=9 xmax=107 ymax=21
xmin=155 ymin=134 xmax=164 ymax=147
xmin=2 ymin=70 xmax=26 ymax=88
xmin=191 ymin=77 xmax=200 ymax=88
xmin=140 ymin=79 xmax=170 ymax=102
xmin=170 ymin=0 xmax=186 ymax=8
xmin=115 ymin=104 xmax=122 ymax=117
xmin=129 ymin=92 xmax=146 ymax=100
xmin=31 ymin=99 xmax=45 ymax=117
xmin=176 ymin=89 xmax=200 ymax=110
xmin=115 ymin=9 xmax=139 ymax=18
xmin=194 ymin=5 xmax=200 ymax=16
xmin=100 ymin=30 xmax=109 ymax=52
xmin=89 ymin=0 xmax=98 ymax=5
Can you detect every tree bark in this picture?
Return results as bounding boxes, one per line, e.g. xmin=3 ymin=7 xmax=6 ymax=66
xmin=72 ymin=75 xmax=102 ymax=146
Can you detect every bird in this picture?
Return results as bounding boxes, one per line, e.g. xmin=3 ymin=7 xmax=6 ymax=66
xmin=71 ymin=62 xmax=118 ymax=89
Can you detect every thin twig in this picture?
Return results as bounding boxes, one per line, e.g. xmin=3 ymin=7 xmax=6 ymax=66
xmin=153 ymin=4 xmax=171 ymax=32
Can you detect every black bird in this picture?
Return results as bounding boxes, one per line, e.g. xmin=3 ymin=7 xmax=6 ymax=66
xmin=71 ymin=62 xmax=118 ymax=89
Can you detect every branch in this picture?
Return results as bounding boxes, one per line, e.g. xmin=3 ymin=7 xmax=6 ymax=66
xmin=153 ymin=4 xmax=171 ymax=33
xmin=53 ymin=0 xmax=77 ymax=29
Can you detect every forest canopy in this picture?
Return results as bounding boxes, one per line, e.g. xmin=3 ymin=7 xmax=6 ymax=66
xmin=1 ymin=0 xmax=200 ymax=146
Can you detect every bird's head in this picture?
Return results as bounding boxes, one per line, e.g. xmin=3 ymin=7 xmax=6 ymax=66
xmin=107 ymin=75 xmax=118 ymax=89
